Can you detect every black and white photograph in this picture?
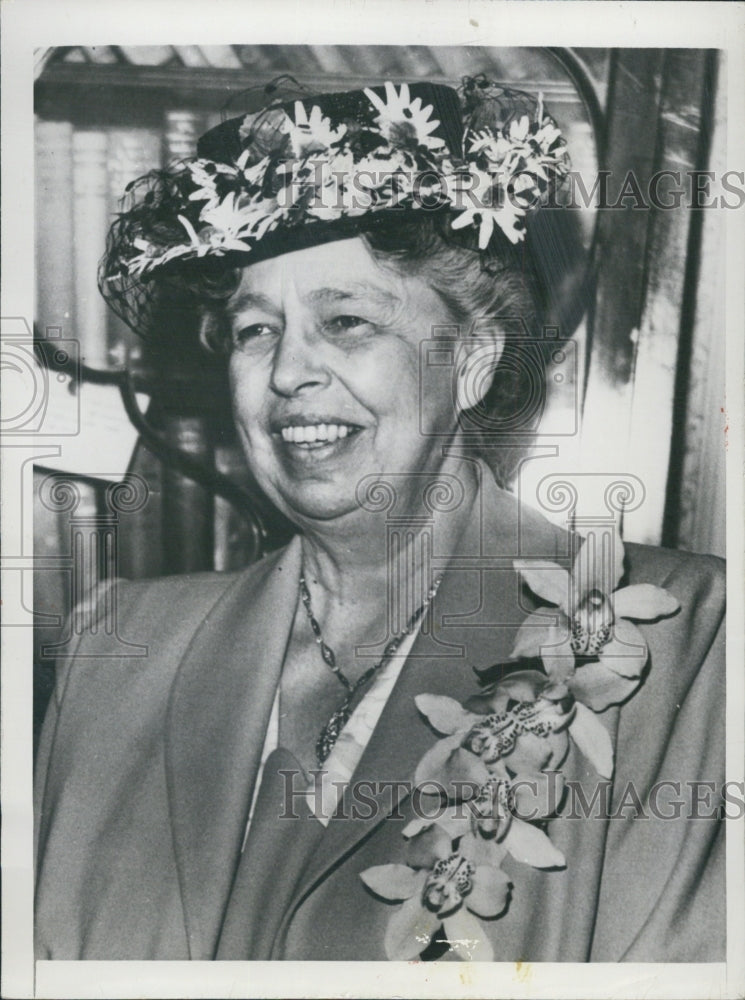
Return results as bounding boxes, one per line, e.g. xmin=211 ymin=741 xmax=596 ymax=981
xmin=2 ymin=1 xmax=744 ymax=997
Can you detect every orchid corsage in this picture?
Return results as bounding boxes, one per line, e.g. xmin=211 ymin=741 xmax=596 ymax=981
xmin=360 ymin=531 xmax=679 ymax=961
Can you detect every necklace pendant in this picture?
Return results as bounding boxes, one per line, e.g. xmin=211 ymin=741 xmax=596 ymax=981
xmin=316 ymin=704 xmax=352 ymax=766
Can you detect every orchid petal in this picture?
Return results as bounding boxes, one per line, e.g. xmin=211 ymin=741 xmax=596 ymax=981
xmin=503 ymin=729 xmax=570 ymax=774
xmin=502 ymin=818 xmax=566 ymax=868
xmin=537 ymin=626 xmax=576 ymax=682
xmin=513 ymin=560 xmax=571 ymax=609
xmin=360 ymin=864 xmax=422 ymax=901
xmin=414 ymin=733 xmax=462 ymax=784
xmin=415 ymin=693 xmax=479 ymax=735
xmin=484 ymin=669 xmax=554 ymax=707
xmin=512 ymin=770 xmax=566 ymax=820
xmin=402 ymin=816 xmax=432 ymax=839
xmin=405 ymin=822 xmax=452 ymax=869
xmin=466 ymin=865 xmax=511 ymax=918
xmin=569 ymin=702 xmax=614 ymax=778
xmin=572 ymin=529 xmax=625 ymax=600
xmin=612 ymin=583 xmax=680 ymax=621
xmin=569 ymin=660 xmax=641 ymax=711
xmin=433 ymin=807 xmax=473 ymax=841
xmin=403 ymin=805 xmax=471 ymax=843
xmin=460 ymin=832 xmax=508 ymax=869
xmin=510 ymin=612 xmax=558 ymax=659
xmin=384 ymin=894 xmax=440 ymax=960
xmin=415 ymin=736 xmax=490 ymax=795
xmin=601 ymin=620 xmax=648 ymax=678
xmin=443 ymin=908 xmax=494 ymax=961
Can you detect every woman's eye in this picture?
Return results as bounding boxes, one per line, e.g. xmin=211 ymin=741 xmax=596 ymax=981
xmin=323 ymin=314 xmax=371 ymax=334
xmin=232 ymin=323 xmax=276 ymax=346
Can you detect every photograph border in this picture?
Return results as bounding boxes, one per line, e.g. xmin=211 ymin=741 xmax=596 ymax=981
xmin=2 ymin=2 xmax=744 ymax=997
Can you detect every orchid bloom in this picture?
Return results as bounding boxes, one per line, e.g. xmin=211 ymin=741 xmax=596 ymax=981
xmin=415 ymin=667 xmax=615 ymax=786
xmin=411 ymin=675 xmax=572 ymax=866
xmin=512 ymin=531 xmax=680 ymax=711
xmin=360 ymin=811 xmax=510 ymax=960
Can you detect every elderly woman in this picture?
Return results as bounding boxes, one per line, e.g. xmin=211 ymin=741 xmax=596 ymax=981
xmin=34 ymin=79 xmax=725 ymax=963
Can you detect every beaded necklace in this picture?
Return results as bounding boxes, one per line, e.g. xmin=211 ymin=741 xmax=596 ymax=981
xmin=298 ymin=573 xmax=443 ymax=766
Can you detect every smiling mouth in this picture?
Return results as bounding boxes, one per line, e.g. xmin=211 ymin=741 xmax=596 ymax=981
xmin=278 ymin=423 xmax=362 ymax=449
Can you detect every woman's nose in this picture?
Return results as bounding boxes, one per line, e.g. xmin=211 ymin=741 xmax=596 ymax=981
xmin=269 ymin=323 xmax=329 ymax=397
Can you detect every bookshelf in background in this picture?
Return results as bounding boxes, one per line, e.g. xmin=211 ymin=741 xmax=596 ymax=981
xmin=106 ymin=126 xmax=162 ymax=367
xmin=72 ymin=129 xmax=109 ymax=369
xmin=35 ymin=100 xmax=229 ymax=583
xmin=157 ymin=108 xmax=217 ymax=574
xmin=35 ymin=118 xmax=74 ymax=340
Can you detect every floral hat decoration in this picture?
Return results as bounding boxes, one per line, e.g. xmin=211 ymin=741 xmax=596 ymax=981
xmin=99 ymin=75 xmax=571 ymax=337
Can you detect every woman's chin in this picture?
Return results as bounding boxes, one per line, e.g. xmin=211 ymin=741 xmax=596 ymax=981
xmin=275 ymin=488 xmax=366 ymax=525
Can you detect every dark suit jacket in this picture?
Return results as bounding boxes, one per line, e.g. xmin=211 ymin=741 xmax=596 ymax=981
xmin=34 ymin=475 xmax=726 ymax=961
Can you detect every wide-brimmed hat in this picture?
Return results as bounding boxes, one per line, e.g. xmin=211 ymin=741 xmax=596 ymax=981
xmin=99 ymin=76 xmax=570 ymax=338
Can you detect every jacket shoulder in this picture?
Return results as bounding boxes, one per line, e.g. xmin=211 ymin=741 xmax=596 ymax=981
xmin=623 ymin=542 xmax=725 ymax=621
xmin=92 ymin=544 xmax=289 ymax=642
xmin=52 ymin=544 xmax=292 ymax=703
xmin=622 ymin=542 xmax=725 ymax=699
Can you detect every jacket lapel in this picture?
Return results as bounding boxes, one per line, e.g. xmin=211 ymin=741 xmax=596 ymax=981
xmin=216 ymin=746 xmax=327 ymax=959
xmin=165 ymin=535 xmax=301 ymax=958
xmin=279 ymin=474 xmax=572 ymax=930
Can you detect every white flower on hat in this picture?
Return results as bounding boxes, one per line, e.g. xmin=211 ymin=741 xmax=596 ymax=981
xmin=303 ymin=151 xmax=373 ymax=220
xmin=450 ymin=201 xmax=526 ymax=248
xmin=236 ymin=152 xmax=273 ymax=192
xmin=364 ymin=82 xmax=445 ymax=152
xmin=447 ymin=165 xmax=526 ymax=247
xmin=468 ymin=129 xmax=514 ymax=172
xmin=469 ymin=114 xmax=567 ymax=181
xmin=283 ymin=101 xmax=347 ymax=158
xmin=132 ymin=193 xmax=279 ymax=268
xmin=200 ymin=192 xmax=273 ymax=241
xmin=186 ymin=159 xmax=241 ymax=210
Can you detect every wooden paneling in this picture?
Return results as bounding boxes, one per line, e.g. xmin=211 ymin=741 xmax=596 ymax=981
xmin=666 ymin=53 xmax=726 ymax=557
xmin=579 ymin=49 xmax=717 ymax=546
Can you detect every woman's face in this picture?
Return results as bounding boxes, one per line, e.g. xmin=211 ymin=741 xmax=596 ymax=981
xmin=227 ymin=236 xmax=464 ymax=525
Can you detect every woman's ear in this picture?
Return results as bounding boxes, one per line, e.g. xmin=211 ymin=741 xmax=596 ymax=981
xmin=454 ymin=329 xmax=505 ymax=414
